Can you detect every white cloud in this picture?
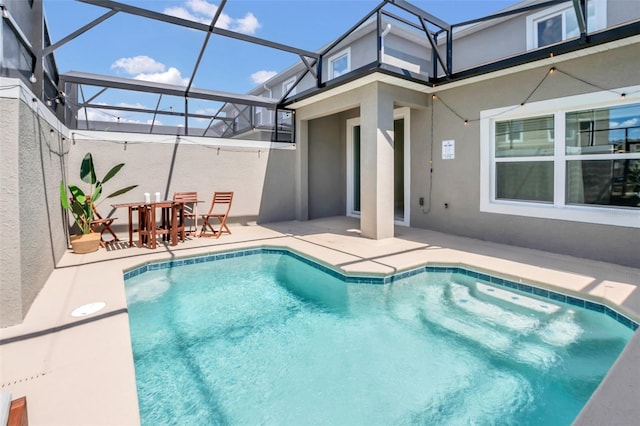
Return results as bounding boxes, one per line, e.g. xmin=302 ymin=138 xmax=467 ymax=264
xmin=164 ymin=6 xmax=208 ymax=24
xmin=251 ymin=70 xmax=277 ymax=84
xmin=233 ymin=12 xmax=260 ymax=34
xmin=77 ymin=108 xmax=135 ymax=124
xmin=115 ymin=102 xmax=147 ymax=110
xmin=164 ymin=1 xmax=261 ymax=34
xmin=611 ymin=118 xmax=638 ymax=128
xmin=134 ymin=67 xmax=189 ymax=86
xmin=111 ymin=56 xmax=165 ymax=74
xmin=187 ymin=0 xmax=218 ymax=17
xmin=111 ymin=56 xmax=187 ymax=87
xmin=78 ymin=107 xmax=112 ymax=122
xmin=78 ymin=106 xmax=163 ymax=126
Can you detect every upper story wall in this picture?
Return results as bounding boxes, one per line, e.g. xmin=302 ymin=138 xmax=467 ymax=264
xmin=447 ymin=15 xmax=527 ymax=72
xmin=448 ymin=0 xmax=640 ymax=74
xmin=254 ymin=0 xmax=640 ymax=103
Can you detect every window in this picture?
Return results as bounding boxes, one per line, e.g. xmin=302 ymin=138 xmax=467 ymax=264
xmin=495 ymin=116 xmax=554 ymax=157
xmin=481 ymin=86 xmax=640 ymax=228
xmin=277 ymin=109 xmax=293 ymax=128
xmin=328 ymin=48 xmax=351 ymax=79
xmin=494 ymin=116 xmax=555 ymax=203
xmin=565 ymin=103 xmax=640 ymax=208
xmin=565 ymin=104 xmax=640 ymax=154
xmin=526 ymin=1 xmax=607 ymax=49
xmin=282 ymin=77 xmax=296 ymax=96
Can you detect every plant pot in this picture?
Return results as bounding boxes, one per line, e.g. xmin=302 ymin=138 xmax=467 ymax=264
xmin=70 ymin=232 xmax=101 ymax=254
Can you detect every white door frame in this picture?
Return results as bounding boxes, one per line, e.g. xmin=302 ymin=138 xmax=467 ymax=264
xmin=346 ymin=116 xmax=360 ymax=218
xmin=346 ymin=107 xmax=411 ymax=226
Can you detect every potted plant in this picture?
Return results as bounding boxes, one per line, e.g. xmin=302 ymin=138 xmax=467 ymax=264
xmin=60 ymin=152 xmax=137 ymax=253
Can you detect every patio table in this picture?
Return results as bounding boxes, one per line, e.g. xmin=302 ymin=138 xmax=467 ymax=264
xmin=112 ymin=201 xmax=185 ymax=249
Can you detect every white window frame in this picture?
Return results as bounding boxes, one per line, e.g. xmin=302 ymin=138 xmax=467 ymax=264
xmin=526 ymin=1 xmax=607 ymax=50
xmin=480 ymin=85 xmax=640 ymax=228
xmin=328 ymin=47 xmax=351 ymax=80
xmin=282 ymin=77 xmax=296 ymax=96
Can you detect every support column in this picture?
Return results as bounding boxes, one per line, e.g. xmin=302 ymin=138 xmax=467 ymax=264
xmin=295 ymin=119 xmax=309 ymax=220
xmin=360 ymin=83 xmax=394 ymax=239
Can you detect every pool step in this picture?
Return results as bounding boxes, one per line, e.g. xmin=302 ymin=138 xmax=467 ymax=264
xmin=417 ymin=284 xmax=576 ymax=367
xmin=475 ymin=282 xmax=560 ymax=314
xmin=450 ymin=283 xmax=539 ymax=332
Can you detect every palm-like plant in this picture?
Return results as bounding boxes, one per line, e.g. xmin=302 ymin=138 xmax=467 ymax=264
xmin=60 ymin=152 xmax=137 ymax=234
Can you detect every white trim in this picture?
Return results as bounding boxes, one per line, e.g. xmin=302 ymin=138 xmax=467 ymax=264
xmin=346 ymin=109 xmax=411 ymax=226
xmin=346 ymin=117 xmax=360 ymax=218
xmin=328 ymin=47 xmax=351 ymax=80
xmin=554 ymin=112 xmax=567 ymax=207
xmin=72 ymin=130 xmax=296 ymax=150
xmin=282 ymin=76 xmax=296 ymax=96
xmin=526 ymin=1 xmax=607 ymax=50
xmin=255 ymin=108 xmax=263 ymax=126
xmin=394 ymin=107 xmax=411 ymax=226
xmin=480 ymin=85 xmax=640 ymax=228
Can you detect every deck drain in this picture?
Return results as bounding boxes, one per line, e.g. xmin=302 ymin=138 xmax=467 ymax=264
xmin=71 ymin=302 xmax=106 ymax=317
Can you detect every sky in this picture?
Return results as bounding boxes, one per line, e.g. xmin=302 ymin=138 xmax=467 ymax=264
xmin=41 ymin=0 xmax=521 ymax=125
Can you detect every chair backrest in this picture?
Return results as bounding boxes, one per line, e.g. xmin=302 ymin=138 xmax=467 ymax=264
xmin=91 ymin=203 xmax=103 ymax=220
xmin=173 ymin=191 xmax=198 ymax=214
xmin=206 ymin=191 xmax=233 ymax=215
xmin=173 ymin=191 xmax=198 ymax=203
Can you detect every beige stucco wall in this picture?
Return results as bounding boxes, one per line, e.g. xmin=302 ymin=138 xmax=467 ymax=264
xmin=295 ymin=42 xmax=639 ymax=267
xmin=414 ymin=42 xmax=640 ymax=267
xmin=0 ymin=84 xmax=297 ymax=327
xmin=0 ymin=96 xmax=69 ymax=327
xmin=67 ymin=135 xmax=297 ymax=232
xmin=307 ymin=115 xmax=345 ymax=219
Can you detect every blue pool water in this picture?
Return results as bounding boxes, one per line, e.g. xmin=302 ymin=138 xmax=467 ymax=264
xmin=125 ymin=250 xmax=634 ymax=425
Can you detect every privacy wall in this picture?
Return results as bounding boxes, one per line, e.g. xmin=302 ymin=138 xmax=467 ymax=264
xmin=0 ymin=86 xmax=297 ymax=327
xmin=67 ymin=135 xmax=297 ymax=232
xmin=0 ymin=96 xmax=68 ymax=327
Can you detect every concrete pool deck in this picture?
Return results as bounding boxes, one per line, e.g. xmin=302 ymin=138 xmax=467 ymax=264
xmin=1 ymin=216 xmax=638 ymax=424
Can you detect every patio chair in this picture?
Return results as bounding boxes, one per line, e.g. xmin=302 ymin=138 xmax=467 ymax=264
xmin=199 ymin=191 xmax=233 ymax=238
xmin=88 ymin=196 xmax=119 ymax=247
xmin=173 ymin=191 xmax=199 ymax=236
xmin=3 ymin=394 xmax=28 ymax=426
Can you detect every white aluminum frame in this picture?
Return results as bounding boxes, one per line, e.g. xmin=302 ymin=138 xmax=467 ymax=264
xmin=480 ymin=84 xmax=640 ymax=228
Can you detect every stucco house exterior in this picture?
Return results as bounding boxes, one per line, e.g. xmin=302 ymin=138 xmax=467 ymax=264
xmin=246 ymin=0 xmax=640 ymax=257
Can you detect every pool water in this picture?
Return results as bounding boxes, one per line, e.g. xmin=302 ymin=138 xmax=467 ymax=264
xmin=125 ymin=251 xmax=633 ymax=425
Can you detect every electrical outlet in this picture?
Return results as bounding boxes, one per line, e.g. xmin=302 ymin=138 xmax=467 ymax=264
xmin=419 ymin=197 xmax=424 ymax=207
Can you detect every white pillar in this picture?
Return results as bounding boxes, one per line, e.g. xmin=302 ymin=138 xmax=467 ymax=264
xmin=295 ymin=119 xmax=309 ymax=220
xmin=360 ymin=83 xmax=394 ymax=239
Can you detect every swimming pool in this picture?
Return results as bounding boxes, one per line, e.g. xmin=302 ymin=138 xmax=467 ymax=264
xmin=124 ymin=248 xmax=635 ymax=425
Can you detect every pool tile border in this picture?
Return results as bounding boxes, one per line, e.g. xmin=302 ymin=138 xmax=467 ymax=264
xmin=123 ymin=247 xmax=639 ymax=331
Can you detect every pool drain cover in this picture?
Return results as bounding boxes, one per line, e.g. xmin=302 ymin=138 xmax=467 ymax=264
xmin=71 ymin=302 xmax=106 ymax=317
